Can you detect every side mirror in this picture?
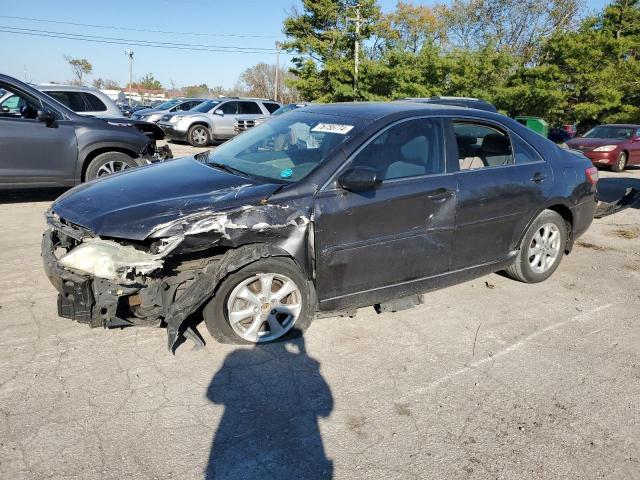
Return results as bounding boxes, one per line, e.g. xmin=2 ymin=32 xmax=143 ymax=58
xmin=37 ymin=109 xmax=56 ymax=127
xmin=338 ymin=166 xmax=381 ymax=191
xmin=214 ymin=109 xmax=224 ymax=116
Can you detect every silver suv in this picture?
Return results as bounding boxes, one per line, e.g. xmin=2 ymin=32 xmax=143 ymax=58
xmin=158 ymin=98 xmax=281 ymax=146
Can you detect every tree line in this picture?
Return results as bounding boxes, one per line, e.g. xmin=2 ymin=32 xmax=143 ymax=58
xmin=282 ymin=0 xmax=640 ymax=130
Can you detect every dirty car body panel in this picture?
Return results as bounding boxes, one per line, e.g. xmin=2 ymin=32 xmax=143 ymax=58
xmin=42 ymin=103 xmax=597 ymax=350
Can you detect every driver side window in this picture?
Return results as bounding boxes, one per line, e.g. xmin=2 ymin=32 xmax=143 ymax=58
xmin=0 ymin=85 xmax=43 ymax=120
xmin=217 ymin=101 xmax=239 ymax=115
xmin=350 ymin=118 xmax=443 ymax=181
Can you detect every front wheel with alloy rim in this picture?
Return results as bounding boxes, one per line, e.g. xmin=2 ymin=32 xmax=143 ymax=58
xmin=203 ymin=257 xmax=315 ymax=344
xmin=187 ymin=125 xmax=210 ymax=147
xmin=611 ymin=151 xmax=627 ymax=172
xmin=85 ymin=151 xmax=140 ymax=180
xmin=504 ymin=209 xmax=567 ymax=283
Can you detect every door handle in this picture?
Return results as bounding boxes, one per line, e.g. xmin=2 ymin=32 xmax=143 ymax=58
xmin=426 ymin=188 xmax=453 ymax=201
xmin=531 ymin=172 xmax=547 ymax=183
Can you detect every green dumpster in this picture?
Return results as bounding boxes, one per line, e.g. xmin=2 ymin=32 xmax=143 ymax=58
xmin=514 ymin=116 xmax=549 ymax=138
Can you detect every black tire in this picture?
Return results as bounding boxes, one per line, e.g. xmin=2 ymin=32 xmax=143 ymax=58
xmin=203 ymin=257 xmax=315 ymax=345
xmin=504 ymin=209 xmax=567 ymax=283
xmin=611 ymin=151 xmax=627 ymax=172
xmin=85 ymin=152 xmax=140 ymax=181
xmin=187 ymin=125 xmax=211 ymax=147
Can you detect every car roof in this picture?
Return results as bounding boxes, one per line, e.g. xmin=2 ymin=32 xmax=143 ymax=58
xmin=37 ymin=84 xmax=105 ymax=93
xmin=302 ymin=101 xmax=503 ymax=121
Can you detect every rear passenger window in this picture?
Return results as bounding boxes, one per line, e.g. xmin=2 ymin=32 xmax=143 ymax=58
xmin=239 ymin=101 xmax=262 ymax=114
xmin=453 ymin=122 xmax=513 ymax=170
xmin=511 ymin=134 xmax=543 ymax=164
xmin=351 ymin=118 xmax=442 ymax=180
xmin=263 ymin=102 xmax=280 ymax=113
xmin=83 ymin=93 xmax=107 ymax=112
xmin=48 ymin=91 xmax=88 ymax=112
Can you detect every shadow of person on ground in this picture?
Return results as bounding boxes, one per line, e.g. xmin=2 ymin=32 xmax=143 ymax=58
xmin=205 ymin=332 xmax=333 ymax=480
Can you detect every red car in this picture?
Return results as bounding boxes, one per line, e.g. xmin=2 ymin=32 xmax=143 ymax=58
xmin=567 ymin=124 xmax=640 ymax=172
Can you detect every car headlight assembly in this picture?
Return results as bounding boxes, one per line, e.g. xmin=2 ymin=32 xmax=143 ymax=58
xmin=171 ymin=116 xmax=184 ymax=123
xmin=593 ymin=145 xmax=618 ymax=152
xmin=59 ymin=237 xmax=181 ymax=282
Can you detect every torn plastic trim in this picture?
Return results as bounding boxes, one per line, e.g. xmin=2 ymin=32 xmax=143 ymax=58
xmin=58 ymin=236 xmax=182 ymax=283
xmin=164 ymin=243 xmax=306 ymax=353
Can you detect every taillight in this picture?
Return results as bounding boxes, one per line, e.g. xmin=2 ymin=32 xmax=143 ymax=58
xmin=585 ymin=167 xmax=599 ymax=185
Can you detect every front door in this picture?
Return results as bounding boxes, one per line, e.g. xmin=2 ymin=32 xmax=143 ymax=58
xmin=213 ymin=101 xmax=239 ymax=138
xmin=0 ymin=84 xmax=78 ymax=187
xmin=447 ymin=119 xmax=553 ymax=269
xmin=314 ymin=118 xmax=457 ymax=302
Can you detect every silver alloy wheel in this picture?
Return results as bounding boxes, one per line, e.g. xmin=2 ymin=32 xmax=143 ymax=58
xmin=96 ymin=160 xmax=130 ymax=177
xmin=528 ymin=223 xmax=561 ymax=274
xmin=617 ymin=153 xmax=627 ymax=171
xmin=191 ymin=127 xmax=208 ymax=145
xmin=226 ymin=273 xmax=302 ymax=343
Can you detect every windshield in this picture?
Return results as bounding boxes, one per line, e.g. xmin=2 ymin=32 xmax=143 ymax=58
xmin=583 ymin=126 xmax=635 ymax=140
xmin=192 ymin=100 xmax=220 ymax=113
xmin=207 ymin=111 xmax=362 ymax=183
xmin=154 ymin=99 xmax=181 ymax=110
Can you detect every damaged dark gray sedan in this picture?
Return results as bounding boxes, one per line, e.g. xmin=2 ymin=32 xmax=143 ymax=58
xmin=43 ymin=103 xmax=598 ymax=351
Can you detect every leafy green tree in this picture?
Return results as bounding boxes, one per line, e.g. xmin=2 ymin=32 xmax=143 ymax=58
xmin=283 ymin=0 xmax=381 ymax=101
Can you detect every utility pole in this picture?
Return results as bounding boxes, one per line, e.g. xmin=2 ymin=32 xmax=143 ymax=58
xmin=274 ymin=41 xmax=281 ymax=102
xmin=125 ymin=49 xmax=134 ymax=106
xmin=347 ymin=4 xmax=361 ymax=101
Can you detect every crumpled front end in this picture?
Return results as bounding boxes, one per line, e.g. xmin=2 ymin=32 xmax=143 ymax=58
xmin=42 ymin=198 xmax=314 ymax=352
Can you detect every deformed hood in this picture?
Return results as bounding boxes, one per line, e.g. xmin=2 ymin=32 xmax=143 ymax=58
xmin=51 ymin=156 xmax=282 ymax=240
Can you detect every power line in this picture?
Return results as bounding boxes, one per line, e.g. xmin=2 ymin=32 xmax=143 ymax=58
xmin=0 ymin=26 xmax=292 ymax=55
xmin=0 ymin=14 xmax=284 ymax=39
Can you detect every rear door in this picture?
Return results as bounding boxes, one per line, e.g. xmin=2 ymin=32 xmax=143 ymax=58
xmin=446 ymin=119 xmax=553 ymax=269
xmin=0 ymin=85 xmax=77 ymax=186
xmin=314 ymin=117 xmax=457 ymax=301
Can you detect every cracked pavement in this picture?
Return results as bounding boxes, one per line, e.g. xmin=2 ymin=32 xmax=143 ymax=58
xmin=0 ymin=150 xmax=639 ymax=479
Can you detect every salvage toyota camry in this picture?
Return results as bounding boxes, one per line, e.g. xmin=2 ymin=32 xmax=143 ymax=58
xmin=43 ymin=102 xmax=598 ymax=351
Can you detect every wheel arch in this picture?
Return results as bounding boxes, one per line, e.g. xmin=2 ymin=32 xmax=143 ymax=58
xmin=80 ymin=147 xmax=140 ymax=181
xmin=518 ymin=202 xmax=575 ymax=255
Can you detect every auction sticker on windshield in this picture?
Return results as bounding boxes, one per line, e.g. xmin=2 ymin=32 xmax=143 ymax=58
xmin=311 ymin=123 xmax=354 ymax=135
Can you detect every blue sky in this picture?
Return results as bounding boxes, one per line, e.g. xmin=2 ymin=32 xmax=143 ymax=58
xmin=0 ymin=0 xmax=610 ymax=89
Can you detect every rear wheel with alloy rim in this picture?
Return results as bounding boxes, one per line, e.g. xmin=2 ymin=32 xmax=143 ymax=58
xmin=203 ymin=257 xmax=315 ymax=344
xmin=611 ymin=151 xmax=627 ymax=172
xmin=187 ymin=125 xmax=210 ymax=147
xmin=504 ymin=209 xmax=567 ymax=283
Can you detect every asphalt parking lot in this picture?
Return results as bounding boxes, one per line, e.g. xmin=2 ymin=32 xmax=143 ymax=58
xmin=0 ymin=144 xmax=639 ymax=480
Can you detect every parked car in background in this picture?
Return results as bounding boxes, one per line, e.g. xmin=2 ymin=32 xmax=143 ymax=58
xmin=548 ymin=128 xmax=572 ymax=145
xmin=159 ymin=97 xmax=280 ymax=146
xmin=236 ymin=102 xmax=309 ymax=132
xmin=1 ymin=85 xmax=123 ymax=118
xmin=396 ymin=96 xmax=498 ymax=113
xmin=563 ymin=124 xmax=578 ymax=138
xmin=131 ymin=98 xmax=207 ymax=123
xmin=0 ymin=73 xmax=170 ymax=188
xmin=42 ymin=101 xmax=597 ymax=350
xmin=566 ymin=124 xmax=640 ymax=172
xmin=37 ymin=85 xmax=123 ymax=118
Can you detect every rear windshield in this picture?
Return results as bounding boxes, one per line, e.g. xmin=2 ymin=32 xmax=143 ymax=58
xmin=207 ymin=111 xmax=363 ymax=183
xmin=583 ymin=126 xmax=635 ymax=140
